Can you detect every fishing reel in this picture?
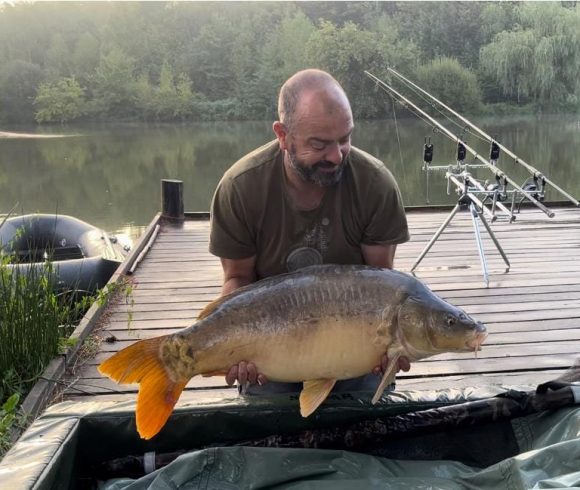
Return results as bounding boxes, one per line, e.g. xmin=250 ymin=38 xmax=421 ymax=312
xmin=484 ymin=175 xmax=509 ymax=203
xmin=516 ymin=175 xmax=546 ymax=212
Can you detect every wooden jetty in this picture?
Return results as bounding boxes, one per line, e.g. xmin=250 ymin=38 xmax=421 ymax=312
xmin=63 ymin=201 xmax=580 ymax=402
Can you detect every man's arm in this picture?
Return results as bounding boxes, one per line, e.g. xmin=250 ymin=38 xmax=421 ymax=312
xmin=361 ymin=243 xmax=397 ymax=269
xmin=220 ymin=256 xmax=257 ymax=296
xmin=219 ymin=255 xmax=268 ymax=386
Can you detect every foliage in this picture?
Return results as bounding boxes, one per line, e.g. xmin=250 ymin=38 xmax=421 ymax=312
xmin=0 ymin=393 xmax=27 ymax=457
xmin=0 ymin=1 xmax=579 ymax=123
xmin=34 ymin=77 xmax=86 ymax=123
xmin=305 ymin=18 xmax=418 ymax=118
xmin=0 ymin=60 xmax=43 ymax=123
xmin=0 ymin=257 xmax=86 ymax=403
xmin=416 ymin=57 xmax=482 ymax=114
xmin=91 ymin=47 xmax=138 ymax=119
xmin=480 ymin=3 xmax=580 ymax=110
xmin=392 ymin=2 xmax=486 ymax=68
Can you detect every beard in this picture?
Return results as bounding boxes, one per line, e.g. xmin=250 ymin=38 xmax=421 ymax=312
xmin=287 ymin=145 xmax=347 ymax=187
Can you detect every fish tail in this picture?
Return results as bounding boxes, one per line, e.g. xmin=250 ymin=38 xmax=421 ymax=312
xmin=98 ymin=336 xmax=187 ymax=440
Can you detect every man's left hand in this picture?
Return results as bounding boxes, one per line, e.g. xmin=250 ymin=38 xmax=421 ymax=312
xmin=372 ymin=354 xmax=411 ymax=377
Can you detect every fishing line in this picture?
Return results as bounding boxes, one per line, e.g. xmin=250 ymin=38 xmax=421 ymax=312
xmin=390 ymin=95 xmax=406 ymax=174
xmin=377 ymin=85 xmax=462 ymax=151
xmin=391 ymin=74 xmax=490 ymax=146
xmin=378 ymin=87 xmax=438 ymax=136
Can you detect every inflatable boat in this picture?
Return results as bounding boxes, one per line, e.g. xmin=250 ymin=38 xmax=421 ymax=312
xmin=0 ymin=214 xmax=130 ymax=293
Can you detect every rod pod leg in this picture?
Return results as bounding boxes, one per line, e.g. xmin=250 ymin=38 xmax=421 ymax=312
xmin=411 ymin=203 xmax=462 ymax=273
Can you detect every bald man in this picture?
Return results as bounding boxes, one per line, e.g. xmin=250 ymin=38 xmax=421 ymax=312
xmin=210 ymin=69 xmax=410 ymax=394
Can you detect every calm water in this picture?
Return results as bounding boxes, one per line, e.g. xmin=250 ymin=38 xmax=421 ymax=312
xmin=1 ymin=116 xmax=579 ymax=241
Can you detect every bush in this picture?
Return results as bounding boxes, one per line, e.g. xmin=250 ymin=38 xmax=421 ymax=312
xmin=415 ymin=57 xmax=483 ymax=114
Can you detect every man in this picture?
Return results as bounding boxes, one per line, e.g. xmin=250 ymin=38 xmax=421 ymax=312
xmin=210 ymin=69 xmax=410 ymax=393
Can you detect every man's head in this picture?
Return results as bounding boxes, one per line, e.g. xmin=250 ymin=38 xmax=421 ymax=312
xmin=273 ymin=69 xmax=354 ymax=187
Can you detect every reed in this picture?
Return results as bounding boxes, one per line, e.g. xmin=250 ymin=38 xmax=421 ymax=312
xmin=0 ymin=256 xmax=90 ymax=405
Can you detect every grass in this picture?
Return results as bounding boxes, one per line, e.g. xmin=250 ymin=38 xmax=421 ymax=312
xmin=0 ymin=255 xmax=99 ymax=456
xmin=0 ymin=256 xmax=92 ymax=403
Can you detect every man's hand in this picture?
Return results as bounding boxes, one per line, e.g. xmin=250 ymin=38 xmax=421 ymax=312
xmin=372 ymin=354 xmax=411 ymax=377
xmin=225 ymin=361 xmax=268 ymax=386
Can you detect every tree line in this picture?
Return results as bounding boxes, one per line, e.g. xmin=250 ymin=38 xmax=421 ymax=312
xmin=0 ymin=1 xmax=579 ymax=124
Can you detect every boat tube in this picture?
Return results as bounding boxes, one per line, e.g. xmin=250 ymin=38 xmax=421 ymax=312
xmin=0 ymin=214 xmax=130 ymax=293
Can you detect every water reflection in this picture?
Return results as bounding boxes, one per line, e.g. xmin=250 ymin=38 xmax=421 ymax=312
xmin=0 ymin=116 xmax=578 ymax=240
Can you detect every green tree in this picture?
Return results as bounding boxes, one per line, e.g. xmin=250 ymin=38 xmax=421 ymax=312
xmin=189 ymin=14 xmax=237 ymax=101
xmin=255 ymin=10 xmax=315 ymax=118
xmin=92 ymin=47 xmax=137 ymax=118
xmin=392 ymin=2 xmax=486 ymax=68
xmin=34 ymin=76 xmax=86 ymax=123
xmin=306 ymin=19 xmax=418 ymax=118
xmin=45 ymin=33 xmax=71 ymax=79
xmin=133 ymin=73 xmax=154 ymax=119
xmin=480 ymin=3 xmax=580 ymax=109
xmin=0 ymin=60 xmax=43 ymax=123
xmin=150 ymin=61 xmax=194 ymax=121
xmin=73 ymin=32 xmax=100 ymax=82
xmin=416 ymin=57 xmax=482 ymax=114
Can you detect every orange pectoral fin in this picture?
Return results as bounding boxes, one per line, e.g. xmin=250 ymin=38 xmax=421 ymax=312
xmin=98 ymin=336 xmax=187 ymax=440
xmin=299 ymin=379 xmax=337 ymax=417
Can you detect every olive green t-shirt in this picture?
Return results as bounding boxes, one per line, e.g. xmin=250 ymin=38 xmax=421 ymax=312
xmin=209 ymin=140 xmax=409 ymax=279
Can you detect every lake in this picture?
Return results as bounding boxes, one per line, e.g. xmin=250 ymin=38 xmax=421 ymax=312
xmin=1 ymin=115 xmax=579 ymax=241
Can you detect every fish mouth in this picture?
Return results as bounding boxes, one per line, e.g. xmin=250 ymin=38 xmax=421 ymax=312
xmin=466 ymin=323 xmax=488 ymax=353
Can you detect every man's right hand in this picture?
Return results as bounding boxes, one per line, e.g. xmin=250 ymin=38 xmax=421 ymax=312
xmin=225 ymin=361 xmax=268 ymax=386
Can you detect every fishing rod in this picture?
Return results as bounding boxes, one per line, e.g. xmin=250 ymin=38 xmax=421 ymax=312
xmin=364 ymin=71 xmax=555 ymax=218
xmin=386 ymin=67 xmax=580 ymax=207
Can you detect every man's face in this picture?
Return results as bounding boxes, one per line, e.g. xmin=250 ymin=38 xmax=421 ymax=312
xmin=281 ymin=90 xmax=354 ymax=187
xmin=287 ymin=142 xmax=348 ymax=187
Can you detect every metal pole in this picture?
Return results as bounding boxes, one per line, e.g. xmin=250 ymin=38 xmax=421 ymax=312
xmin=410 ymin=203 xmax=462 ymax=272
xmin=365 ymin=71 xmax=555 ymax=218
xmin=387 ymin=67 xmax=580 ymax=207
xmin=475 ymin=206 xmax=511 ymax=273
xmin=469 ymin=203 xmax=489 ymax=287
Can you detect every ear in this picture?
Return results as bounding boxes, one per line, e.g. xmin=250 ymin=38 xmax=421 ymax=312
xmin=272 ymin=121 xmax=289 ymax=151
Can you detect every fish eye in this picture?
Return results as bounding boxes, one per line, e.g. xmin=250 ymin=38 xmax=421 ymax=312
xmin=447 ymin=316 xmax=456 ymax=326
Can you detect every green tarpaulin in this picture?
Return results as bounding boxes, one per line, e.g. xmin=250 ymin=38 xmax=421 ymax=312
xmin=1 ymin=387 xmax=579 ymax=489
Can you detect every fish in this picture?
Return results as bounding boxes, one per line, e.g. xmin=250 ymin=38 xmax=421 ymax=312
xmin=98 ymin=264 xmax=487 ymax=440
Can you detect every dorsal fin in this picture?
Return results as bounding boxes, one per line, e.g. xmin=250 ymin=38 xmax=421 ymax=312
xmin=197 ymin=281 xmax=258 ymax=320
xmin=197 ymin=295 xmax=230 ymax=320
